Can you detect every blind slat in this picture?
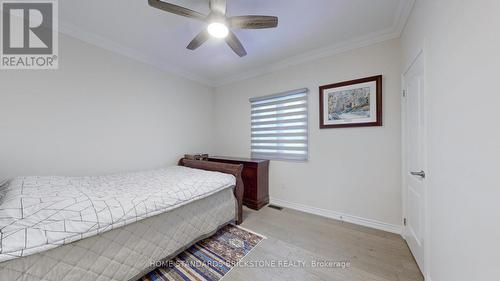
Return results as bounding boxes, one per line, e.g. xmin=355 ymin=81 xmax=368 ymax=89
xmin=250 ymin=89 xmax=309 ymax=162
xmin=252 ymin=146 xmax=306 ymax=151
xmin=251 ymin=125 xmax=307 ymax=132
xmin=252 ymin=132 xmax=307 ymax=137
xmin=251 ymin=96 xmax=307 ymax=109
xmin=251 ymin=103 xmax=307 ymax=115
xmin=252 ymin=139 xmax=308 ymax=144
xmin=252 ymin=109 xmax=307 ymax=119
xmin=252 ymin=118 xmax=308 ymax=126
xmin=251 ymin=153 xmax=308 ymax=161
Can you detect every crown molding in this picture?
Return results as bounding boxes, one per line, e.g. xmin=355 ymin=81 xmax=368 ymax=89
xmin=213 ymin=28 xmax=400 ymax=87
xmin=214 ymin=0 xmax=416 ymax=86
xmin=58 ymin=21 xmax=215 ymax=87
xmin=58 ymin=0 xmax=415 ymax=88
xmin=393 ymin=0 xmax=416 ymax=35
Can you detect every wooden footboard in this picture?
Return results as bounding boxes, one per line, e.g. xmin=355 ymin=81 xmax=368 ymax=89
xmin=178 ymin=159 xmax=244 ymax=225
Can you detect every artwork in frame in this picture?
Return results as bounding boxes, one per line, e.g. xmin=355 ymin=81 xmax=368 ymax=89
xmin=319 ymin=75 xmax=382 ymax=128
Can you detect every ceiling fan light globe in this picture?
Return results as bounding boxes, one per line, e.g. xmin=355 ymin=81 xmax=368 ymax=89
xmin=207 ymin=22 xmax=229 ymax=38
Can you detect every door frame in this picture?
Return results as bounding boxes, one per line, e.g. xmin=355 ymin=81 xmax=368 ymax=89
xmin=401 ymin=45 xmax=430 ymax=280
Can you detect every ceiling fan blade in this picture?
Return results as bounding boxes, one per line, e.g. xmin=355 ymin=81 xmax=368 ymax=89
xmin=186 ymin=30 xmax=210 ymax=50
xmin=209 ymin=0 xmax=226 ymax=15
xmin=229 ymin=15 xmax=278 ymax=29
xmin=148 ymin=0 xmax=206 ymax=21
xmin=226 ymin=31 xmax=247 ymax=57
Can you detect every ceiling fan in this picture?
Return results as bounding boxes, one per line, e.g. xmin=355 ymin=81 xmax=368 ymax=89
xmin=148 ymin=0 xmax=278 ymax=57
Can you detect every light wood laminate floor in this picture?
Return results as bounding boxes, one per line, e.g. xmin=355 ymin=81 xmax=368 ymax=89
xmin=224 ymin=206 xmax=424 ymax=281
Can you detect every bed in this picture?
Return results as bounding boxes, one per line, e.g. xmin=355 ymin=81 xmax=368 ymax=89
xmin=0 ymin=159 xmax=244 ymax=281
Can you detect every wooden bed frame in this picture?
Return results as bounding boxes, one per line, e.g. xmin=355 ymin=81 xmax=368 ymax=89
xmin=179 ymin=158 xmax=244 ymax=225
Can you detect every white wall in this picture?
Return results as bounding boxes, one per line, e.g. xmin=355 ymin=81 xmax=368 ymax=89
xmin=213 ymin=39 xmax=402 ymax=230
xmin=401 ymin=1 xmax=500 ymax=280
xmin=0 ymin=34 xmax=214 ymax=178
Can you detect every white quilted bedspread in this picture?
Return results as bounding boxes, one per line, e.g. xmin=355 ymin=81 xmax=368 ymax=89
xmin=0 ymin=166 xmax=235 ymax=263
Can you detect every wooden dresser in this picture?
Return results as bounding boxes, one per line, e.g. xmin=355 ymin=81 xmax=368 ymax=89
xmin=208 ymin=156 xmax=269 ymax=210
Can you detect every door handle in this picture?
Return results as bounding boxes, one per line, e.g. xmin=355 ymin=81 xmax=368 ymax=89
xmin=410 ymin=171 xmax=426 ymax=179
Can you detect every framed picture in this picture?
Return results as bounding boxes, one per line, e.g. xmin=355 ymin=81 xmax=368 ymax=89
xmin=319 ymin=75 xmax=382 ymax=128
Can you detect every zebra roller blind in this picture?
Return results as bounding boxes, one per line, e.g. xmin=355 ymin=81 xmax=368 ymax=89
xmin=250 ymin=88 xmax=309 ymax=161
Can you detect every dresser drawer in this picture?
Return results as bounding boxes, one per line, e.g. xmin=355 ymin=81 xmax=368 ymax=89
xmin=242 ymin=167 xmax=257 ymax=180
xmin=208 ymin=157 xmax=269 ymax=210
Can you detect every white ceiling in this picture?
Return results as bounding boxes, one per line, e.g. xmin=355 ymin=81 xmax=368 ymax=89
xmin=59 ymin=0 xmax=414 ymax=86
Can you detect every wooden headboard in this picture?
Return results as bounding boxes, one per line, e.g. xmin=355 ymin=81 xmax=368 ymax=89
xmin=178 ymin=158 xmax=244 ymax=225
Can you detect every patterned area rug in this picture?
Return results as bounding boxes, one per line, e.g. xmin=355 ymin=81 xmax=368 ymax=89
xmin=141 ymin=225 xmax=265 ymax=281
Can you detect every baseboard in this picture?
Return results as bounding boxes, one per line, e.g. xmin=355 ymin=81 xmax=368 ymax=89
xmin=270 ymin=198 xmax=403 ymax=234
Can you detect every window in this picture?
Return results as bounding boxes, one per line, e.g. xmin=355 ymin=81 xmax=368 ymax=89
xmin=250 ymin=88 xmax=309 ymax=161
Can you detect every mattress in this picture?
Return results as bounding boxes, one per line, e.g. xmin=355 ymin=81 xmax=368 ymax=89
xmin=0 ymin=166 xmax=238 ymax=280
xmin=0 ymin=186 xmax=236 ymax=281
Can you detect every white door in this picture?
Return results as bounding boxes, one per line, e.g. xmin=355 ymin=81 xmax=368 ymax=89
xmin=403 ymin=53 xmax=426 ymax=273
